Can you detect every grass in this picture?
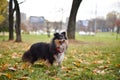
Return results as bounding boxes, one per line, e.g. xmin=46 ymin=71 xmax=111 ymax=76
xmin=0 ymin=32 xmax=120 ymax=80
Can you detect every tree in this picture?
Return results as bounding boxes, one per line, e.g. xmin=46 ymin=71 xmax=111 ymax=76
xmin=0 ymin=0 xmax=8 ymax=29
xmin=0 ymin=0 xmax=8 ymax=31
xmin=46 ymin=21 xmax=50 ymax=38
xmin=0 ymin=0 xmax=8 ymax=41
xmin=0 ymin=0 xmax=8 ymax=24
xmin=9 ymin=0 xmax=23 ymax=42
xmin=106 ymin=11 xmax=117 ymax=32
xmin=67 ymin=0 xmax=82 ymax=39
xmin=14 ymin=0 xmax=22 ymax=42
xmin=9 ymin=0 xmax=14 ymax=40
xmin=116 ymin=19 xmax=120 ymax=39
xmin=95 ymin=18 xmax=106 ymax=32
xmin=116 ymin=18 xmax=120 ymax=34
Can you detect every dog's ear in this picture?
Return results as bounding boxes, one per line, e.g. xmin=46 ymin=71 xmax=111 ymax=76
xmin=61 ymin=32 xmax=66 ymax=36
xmin=54 ymin=33 xmax=59 ymax=37
xmin=61 ymin=32 xmax=67 ymax=39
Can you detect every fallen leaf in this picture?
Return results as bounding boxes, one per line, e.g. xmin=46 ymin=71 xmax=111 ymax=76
xmin=0 ymin=73 xmax=12 ymax=79
xmin=93 ymin=69 xmax=105 ymax=74
xmin=6 ymin=73 xmax=12 ymax=79
xmin=61 ymin=67 xmax=72 ymax=72
xmin=11 ymin=52 xmax=21 ymax=58
xmin=0 ymin=54 xmax=2 ymax=58
xmin=8 ymin=67 xmax=17 ymax=72
xmin=116 ymin=64 xmax=120 ymax=67
xmin=73 ymin=73 xmax=79 ymax=76
xmin=1 ymin=63 xmax=11 ymax=71
xmin=29 ymin=69 xmax=34 ymax=73
xmin=93 ymin=51 xmax=100 ymax=55
xmin=73 ymin=62 xmax=80 ymax=67
xmin=45 ymin=70 xmax=50 ymax=74
xmin=0 ymin=75 xmax=9 ymax=80
xmin=92 ymin=60 xmax=104 ymax=64
xmin=18 ymin=77 xmax=30 ymax=80
xmin=55 ymin=78 xmax=61 ymax=80
xmin=103 ymin=66 xmax=109 ymax=69
xmin=63 ymin=74 xmax=72 ymax=77
xmin=70 ymin=49 xmax=77 ymax=54
xmin=52 ymin=77 xmax=61 ymax=80
xmin=78 ymin=59 xmax=84 ymax=63
xmin=106 ymin=60 xmax=111 ymax=64
xmin=20 ymin=63 xmax=31 ymax=70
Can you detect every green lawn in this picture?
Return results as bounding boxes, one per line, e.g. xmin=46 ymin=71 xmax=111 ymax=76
xmin=0 ymin=32 xmax=120 ymax=80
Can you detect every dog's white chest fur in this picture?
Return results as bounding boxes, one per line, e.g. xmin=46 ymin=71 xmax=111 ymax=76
xmin=54 ymin=53 xmax=64 ymax=66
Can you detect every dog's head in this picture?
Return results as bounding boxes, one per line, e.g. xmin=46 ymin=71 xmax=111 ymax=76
xmin=53 ymin=32 xmax=68 ymax=53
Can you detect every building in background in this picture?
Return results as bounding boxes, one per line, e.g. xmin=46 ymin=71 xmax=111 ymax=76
xmin=29 ymin=16 xmax=45 ymax=24
xmin=21 ymin=13 xmax=26 ymax=22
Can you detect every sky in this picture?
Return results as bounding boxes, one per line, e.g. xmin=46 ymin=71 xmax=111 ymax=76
xmin=19 ymin=0 xmax=120 ymax=22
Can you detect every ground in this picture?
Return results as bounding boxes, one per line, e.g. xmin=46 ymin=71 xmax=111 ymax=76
xmin=0 ymin=32 xmax=120 ymax=80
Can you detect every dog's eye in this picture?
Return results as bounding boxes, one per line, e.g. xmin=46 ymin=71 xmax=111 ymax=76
xmin=59 ymin=40 xmax=65 ymax=44
xmin=62 ymin=40 xmax=65 ymax=43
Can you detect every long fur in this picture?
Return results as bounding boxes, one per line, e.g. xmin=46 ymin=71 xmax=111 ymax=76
xmin=22 ymin=32 xmax=68 ymax=66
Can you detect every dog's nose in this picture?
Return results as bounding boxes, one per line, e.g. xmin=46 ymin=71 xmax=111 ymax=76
xmin=59 ymin=41 xmax=62 ymax=45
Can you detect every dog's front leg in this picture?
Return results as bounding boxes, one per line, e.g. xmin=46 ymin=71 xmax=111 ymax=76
xmin=54 ymin=55 xmax=61 ymax=66
xmin=58 ymin=61 xmax=62 ymax=67
xmin=58 ymin=53 xmax=64 ymax=67
xmin=54 ymin=53 xmax=64 ymax=67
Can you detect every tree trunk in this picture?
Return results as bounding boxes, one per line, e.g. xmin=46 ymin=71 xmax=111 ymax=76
xmin=9 ymin=0 xmax=14 ymax=40
xmin=116 ymin=26 xmax=120 ymax=40
xmin=67 ymin=0 xmax=82 ymax=39
xmin=14 ymin=0 xmax=22 ymax=42
xmin=46 ymin=22 xmax=50 ymax=38
xmin=117 ymin=26 xmax=120 ymax=34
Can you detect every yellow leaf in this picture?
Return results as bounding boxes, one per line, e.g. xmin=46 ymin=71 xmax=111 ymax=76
xmin=0 ymin=73 xmax=12 ymax=79
xmin=5 ymin=73 xmax=12 ymax=79
xmin=73 ymin=62 xmax=80 ymax=67
xmin=19 ymin=77 xmax=30 ymax=80
xmin=106 ymin=60 xmax=110 ymax=64
xmin=54 ymin=77 xmax=61 ymax=80
xmin=11 ymin=52 xmax=21 ymax=58
xmin=61 ymin=67 xmax=72 ymax=72
xmin=92 ymin=60 xmax=104 ymax=64
xmin=21 ymin=63 xmax=31 ymax=70
xmin=0 ymin=54 xmax=2 ymax=58
xmin=1 ymin=63 xmax=10 ymax=71
xmin=116 ymin=64 xmax=120 ymax=67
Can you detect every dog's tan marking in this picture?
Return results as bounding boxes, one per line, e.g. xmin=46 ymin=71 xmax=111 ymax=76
xmin=55 ymin=39 xmax=66 ymax=48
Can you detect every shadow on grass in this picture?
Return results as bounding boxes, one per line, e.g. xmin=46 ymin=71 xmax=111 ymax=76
xmin=32 ymin=64 xmax=46 ymax=68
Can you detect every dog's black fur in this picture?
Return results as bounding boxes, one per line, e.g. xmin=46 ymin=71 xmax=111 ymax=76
xmin=22 ymin=32 xmax=68 ymax=65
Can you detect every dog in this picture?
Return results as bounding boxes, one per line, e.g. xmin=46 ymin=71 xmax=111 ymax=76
xmin=22 ymin=32 xmax=68 ymax=66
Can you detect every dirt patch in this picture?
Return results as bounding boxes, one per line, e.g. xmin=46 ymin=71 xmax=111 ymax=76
xmin=69 ymin=39 xmax=88 ymax=44
xmin=68 ymin=39 xmax=104 ymax=46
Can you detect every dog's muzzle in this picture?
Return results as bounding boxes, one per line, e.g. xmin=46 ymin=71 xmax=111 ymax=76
xmin=56 ymin=47 xmax=64 ymax=53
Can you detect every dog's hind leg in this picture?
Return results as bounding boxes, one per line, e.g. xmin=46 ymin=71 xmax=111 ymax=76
xmin=30 ymin=57 xmax=38 ymax=64
xmin=48 ymin=57 xmax=55 ymax=66
xmin=49 ymin=60 xmax=54 ymax=65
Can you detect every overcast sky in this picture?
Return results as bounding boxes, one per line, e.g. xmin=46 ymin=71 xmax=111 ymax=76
xmin=20 ymin=0 xmax=120 ymax=22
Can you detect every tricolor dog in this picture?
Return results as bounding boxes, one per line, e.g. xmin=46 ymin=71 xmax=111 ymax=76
xmin=22 ymin=32 xmax=68 ymax=66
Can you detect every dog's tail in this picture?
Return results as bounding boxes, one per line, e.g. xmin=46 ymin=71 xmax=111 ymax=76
xmin=22 ymin=50 xmax=32 ymax=62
